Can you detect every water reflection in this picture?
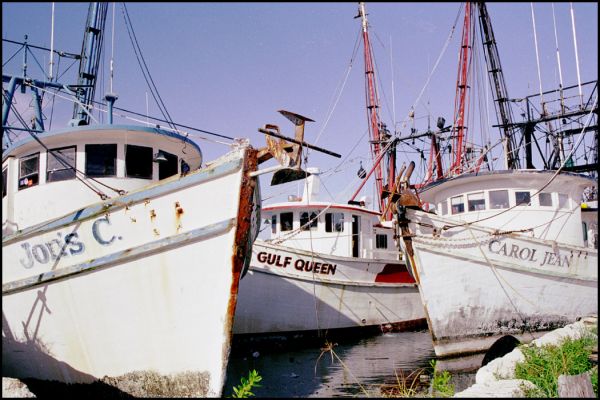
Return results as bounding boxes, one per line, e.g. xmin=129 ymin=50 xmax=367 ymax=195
xmin=224 ymin=329 xmax=437 ymax=397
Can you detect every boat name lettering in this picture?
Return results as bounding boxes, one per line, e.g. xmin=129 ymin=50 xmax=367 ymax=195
xmin=256 ymin=251 xmax=337 ymax=275
xmin=18 ymin=216 xmax=121 ymax=269
xmin=487 ymin=239 xmax=569 ymax=268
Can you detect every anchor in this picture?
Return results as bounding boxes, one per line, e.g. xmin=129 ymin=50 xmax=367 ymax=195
xmin=257 ymin=110 xmax=341 ymax=186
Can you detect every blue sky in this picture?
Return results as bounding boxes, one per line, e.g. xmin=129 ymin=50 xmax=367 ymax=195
xmin=3 ymin=2 xmax=598 ymax=206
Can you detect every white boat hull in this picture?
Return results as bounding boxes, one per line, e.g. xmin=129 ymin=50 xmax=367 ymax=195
xmin=2 ymin=146 xmax=260 ymax=397
xmin=233 ymin=241 xmax=425 ymax=335
xmin=399 ymin=208 xmax=598 ymax=358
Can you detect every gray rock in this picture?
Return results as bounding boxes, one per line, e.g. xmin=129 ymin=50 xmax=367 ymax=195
xmin=454 ymin=379 xmax=536 ymax=398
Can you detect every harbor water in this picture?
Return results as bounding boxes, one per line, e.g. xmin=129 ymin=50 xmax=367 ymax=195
xmin=224 ymin=328 xmax=477 ymax=397
xmin=7 ymin=328 xmax=480 ymax=397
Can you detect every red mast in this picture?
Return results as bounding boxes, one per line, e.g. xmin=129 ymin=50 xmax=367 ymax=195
xmin=449 ymin=2 xmax=473 ymax=176
xmin=357 ymin=2 xmax=395 ymax=219
xmin=423 ymin=130 xmax=444 ymax=184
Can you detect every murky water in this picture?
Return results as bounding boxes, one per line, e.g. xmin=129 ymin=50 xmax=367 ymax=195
xmin=12 ymin=329 xmax=478 ymax=397
xmin=224 ymin=329 xmax=477 ymax=397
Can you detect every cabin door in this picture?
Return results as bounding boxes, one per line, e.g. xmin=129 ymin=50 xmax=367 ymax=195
xmin=352 ymin=215 xmax=360 ymax=258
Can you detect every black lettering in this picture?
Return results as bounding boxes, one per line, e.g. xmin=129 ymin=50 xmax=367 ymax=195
xmin=488 ymin=239 xmax=501 ymax=253
xmin=518 ymin=247 xmax=531 ymax=261
xmin=508 ymin=244 xmax=519 ymax=258
xmin=257 ymin=251 xmax=267 ymax=263
xmin=305 ymin=262 xmax=313 ymax=272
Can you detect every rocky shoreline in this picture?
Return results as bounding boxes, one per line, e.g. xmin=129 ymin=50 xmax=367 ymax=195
xmin=453 ymin=316 xmax=598 ymax=397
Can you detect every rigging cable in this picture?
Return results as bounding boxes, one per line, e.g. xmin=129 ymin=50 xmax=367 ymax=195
xmin=120 ymin=3 xmax=176 ymax=131
xmin=399 ymin=3 xmax=464 ymax=131
xmin=312 ymin=26 xmax=362 ymax=147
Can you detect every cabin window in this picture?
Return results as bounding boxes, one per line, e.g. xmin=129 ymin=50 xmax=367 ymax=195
xmin=85 ymin=144 xmax=117 ymax=177
xmin=515 ymin=191 xmax=531 ymax=206
xmin=18 ymin=153 xmax=39 ymax=190
xmin=2 ymin=167 xmax=7 ymax=198
xmin=467 ymin=192 xmax=486 ymax=211
xmin=539 ymin=192 xmax=553 ymax=207
xmin=440 ymin=200 xmax=448 ymax=216
xmin=300 ymin=211 xmax=318 ymax=231
xmin=325 ymin=212 xmax=344 ymax=232
xmin=489 ymin=190 xmax=509 ymax=209
xmin=47 ymin=146 xmax=76 ymax=182
xmin=450 ymin=196 xmax=464 ymax=214
xmin=558 ymin=193 xmax=569 ymax=209
xmin=280 ymin=212 xmax=293 ymax=231
xmin=271 ymin=215 xmax=277 ymax=234
xmin=126 ymin=144 xmax=153 ymax=179
xmin=158 ymin=150 xmax=178 ymax=180
xmin=376 ymin=234 xmax=388 ymax=249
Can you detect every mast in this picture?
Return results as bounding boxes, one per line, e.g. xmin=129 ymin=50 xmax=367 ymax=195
xmin=71 ymin=2 xmax=108 ymax=126
xmin=449 ymin=2 xmax=473 ymax=176
xmin=357 ymin=2 xmax=395 ymax=219
xmin=476 ymin=2 xmax=520 ymax=169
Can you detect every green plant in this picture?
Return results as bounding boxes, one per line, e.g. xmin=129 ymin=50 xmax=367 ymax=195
xmin=514 ymin=333 xmax=597 ymax=398
xmin=430 ymin=360 xmax=454 ymax=397
xmin=590 ymin=366 xmax=598 ymax=395
xmin=385 ymin=367 xmax=427 ymax=397
xmin=231 ymin=370 xmax=262 ymax=398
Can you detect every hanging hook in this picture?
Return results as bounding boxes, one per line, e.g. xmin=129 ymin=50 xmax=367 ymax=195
xmin=357 ymin=161 xmax=367 ymax=179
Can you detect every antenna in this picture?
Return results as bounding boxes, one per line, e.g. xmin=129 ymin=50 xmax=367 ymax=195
xmin=569 ymin=2 xmax=584 ymax=108
xmin=49 ymin=3 xmax=55 ymax=80
xmin=110 ymin=2 xmax=116 ymax=93
xmin=551 ymin=3 xmax=565 ymax=114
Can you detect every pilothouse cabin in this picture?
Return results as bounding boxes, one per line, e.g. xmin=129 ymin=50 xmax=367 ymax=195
xmin=2 ymin=124 xmax=202 ymax=234
xmin=420 ymin=169 xmax=597 ymax=248
xmin=261 ymin=168 xmax=400 ymax=260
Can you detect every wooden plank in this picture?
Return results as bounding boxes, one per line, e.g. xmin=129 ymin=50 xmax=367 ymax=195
xmin=557 ymin=373 xmax=595 ymax=398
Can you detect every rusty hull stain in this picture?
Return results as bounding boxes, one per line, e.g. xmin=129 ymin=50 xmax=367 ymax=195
xmin=175 ymin=202 xmax=184 ymax=233
xmin=222 ymin=146 xmax=259 ymax=382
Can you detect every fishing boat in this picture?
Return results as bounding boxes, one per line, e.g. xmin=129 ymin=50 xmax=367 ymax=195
xmin=393 ymin=2 xmax=598 ymax=358
xmin=2 ymin=4 xmax=262 ymax=397
xmin=233 ymin=3 xmax=426 ymax=336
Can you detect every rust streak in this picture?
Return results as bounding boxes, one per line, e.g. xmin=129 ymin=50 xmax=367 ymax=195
xmin=222 ymin=146 xmax=259 ymax=377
